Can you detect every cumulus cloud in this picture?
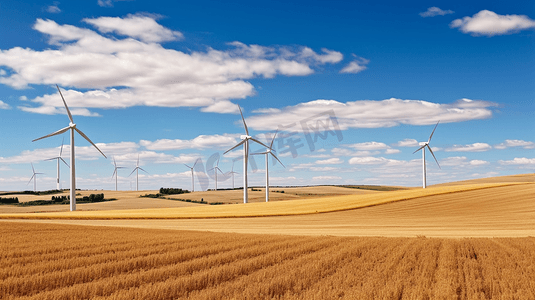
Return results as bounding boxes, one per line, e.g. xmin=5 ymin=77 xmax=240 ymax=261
xmin=498 ymin=157 xmax=535 ymax=165
xmin=445 ymin=143 xmax=492 ymax=152
xmin=315 ymin=158 xmax=343 ymax=165
xmin=97 ymin=0 xmax=129 ymax=7
xmin=349 ymin=142 xmax=390 ymax=151
xmin=0 ymin=100 xmax=10 ymax=109
xmin=385 ymin=148 xmax=401 ymax=154
xmin=495 ymin=139 xmax=535 ymax=150
xmin=470 ymin=159 xmax=489 ymax=166
xmin=84 ymin=14 xmax=184 ymax=43
xmin=0 ymin=17 xmax=342 ymax=115
xmin=450 ymin=10 xmax=535 ymax=36
xmin=348 ymin=156 xmax=388 ymax=165
xmin=420 ymin=7 xmax=454 ymax=18
xmin=246 ymin=98 xmax=496 ymax=131
xmin=394 ymin=139 xmax=419 ymax=147
xmin=140 ymin=134 xmax=239 ymax=151
xmin=340 ymin=56 xmax=369 ymax=74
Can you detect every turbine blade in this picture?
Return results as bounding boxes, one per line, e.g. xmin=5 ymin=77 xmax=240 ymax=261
xmin=137 ymin=154 xmax=140 ymax=167
xmin=270 ymin=152 xmax=285 ymax=168
xmin=27 ymin=175 xmax=35 ymax=185
xmin=412 ymin=144 xmax=426 ymax=154
xmin=192 ymin=158 xmax=200 ymax=168
xmin=111 ymin=168 xmax=117 ymax=178
xmin=59 ymin=157 xmax=70 ymax=167
xmin=60 ymin=136 xmax=65 ymax=156
xmin=139 ymin=167 xmax=148 ymax=174
xmin=32 ymin=126 xmax=70 ymax=142
xmin=250 ymin=152 xmax=268 ymax=155
xmin=44 ymin=157 xmax=57 ymax=161
xmin=250 ymin=137 xmax=271 ymax=150
xmin=427 ymin=145 xmax=441 ymax=169
xmin=57 ymin=85 xmax=74 ymax=123
xmin=224 ymin=140 xmax=246 ymax=154
xmin=428 ymin=120 xmax=440 ymax=143
xmin=238 ymin=105 xmax=249 ymax=135
xmin=270 ymin=130 xmax=278 ymax=149
xmin=128 ymin=168 xmax=136 ymax=177
xmin=31 ymin=163 xmax=35 ymax=173
xmin=184 ymin=164 xmax=192 ymax=169
xmin=113 ymin=157 xmax=117 ymax=168
xmin=75 ymin=127 xmax=107 ymax=158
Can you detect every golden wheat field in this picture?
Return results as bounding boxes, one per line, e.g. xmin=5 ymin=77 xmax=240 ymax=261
xmin=2 ymin=222 xmax=535 ymax=300
xmin=1 ymin=174 xmax=535 ymax=299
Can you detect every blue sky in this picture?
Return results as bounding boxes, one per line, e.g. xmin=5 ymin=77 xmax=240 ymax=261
xmin=0 ymin=0 xmax=534 ymax=191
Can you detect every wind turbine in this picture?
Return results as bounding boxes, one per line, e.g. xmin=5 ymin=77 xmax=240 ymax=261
xmin=111 ymin=157 xmax=126 ymax=191
xmin=413 ymin=121 xmax=441 ymax=189
xmin=33 ymin=85 xmax=107 ymax=211
xmin=184 ymin=159 xmax=200 ymax=192
xmin=207 ymin=158 xmax=224 ymax=191
xmin=129 ymin=155 xmax=148 ymax=191
xmin=28 ymin=163 xmax=44 ymax=192
xmin=224 ymin=105 xmax=271 ymax=203
xmin=229 ymin=160 xmax=239 ymax=189
xmin=252 ymin=131 xmax=284 ymax=202
xmin=44 ymin=137 xmax=69 ymax=190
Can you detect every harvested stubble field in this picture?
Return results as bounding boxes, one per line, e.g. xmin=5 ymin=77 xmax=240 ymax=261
xmin=1 ymin=222 xmax=535 ymax=300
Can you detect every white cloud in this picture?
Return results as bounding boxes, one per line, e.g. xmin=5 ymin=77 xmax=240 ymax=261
xmin=97 ymin=0 xmax=128 ymax=7
xmin=495 ymin=139 xmax=535 ymax=150
xmin=450 ymin=10 xmax=535 ymax=36
xmin=394 ymin=139 xmax=419 ymax=147
xmin=84 ymin=14 xmax=184 ymax=43
xmin=348 ymin=156 xmax=388 ymax=165
xmin=445 ymin=143 xmax=492 ymax=152
xmin=312 ymin=176 xmax=341 ymax=181
xmin=246 ymin=98 xmax=496 ymax=131
xmin=434 ymin=156 xmax=466 ymax=167
xmin=349 ymin=141 xmax=389 ymax=151
xmin=385 ymin=148 xmax=401 ymax=154
xmin=315 ymin=158 xmax=343 ymax=165
xmin=140 ymin=134 xmax=239 ymax=151
xmin=498 ymin=157 xmax=535 ymax=165
xmin=420 ymin=7 xmax=454 ymax=18
xmin=0 ymin=17 xmax=342 ymax=115
xmin=340 ymin=56 xmax=369 ymax=74
xmin=470 ymin=159 xmax=489 ymax=166
xmin=331 ymin=148 xmax=375 ymax=157
xmin=46 ymin=2 xmax=61 ymax=13
xmin=0 ymin=100 xmax=10 ymax=109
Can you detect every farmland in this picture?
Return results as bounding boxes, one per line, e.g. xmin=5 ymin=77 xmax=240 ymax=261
xmin=1 ymin=174 xmax=535 ymax=299
xmin=1 ymin=222 xmax=535 ymax=299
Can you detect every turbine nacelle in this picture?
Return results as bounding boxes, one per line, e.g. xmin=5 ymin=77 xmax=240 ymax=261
xmin=419 ymin=142 xmax=427 ymax=146
xmin=69 ymin=122 xmax=76 ymax=129
xmin=241 ymin=135 xmax=251 ymax=140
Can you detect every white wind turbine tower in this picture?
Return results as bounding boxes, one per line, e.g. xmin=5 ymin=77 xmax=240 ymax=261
xmin=44 ymin=137 xmax=69 ymax=190
xmin=224 ymin=105 xmax=271 ymax=203
xmin=111 ymin=157 xmax=126 ymax=191
xmin=184 ymin=158 xmax=200 ymax=192
xmin=252 ymin=131 xmax=284 ymax=202
xmin=129 ymin=155 xmax=148 ymax=191
xmin=208 ymin=158 xmax=224 ymax=191
xmin=413 ymin=121 xmax=441 ymax=189
xmin=28 ymin=163 xmax=44 ymax=192
xmin=33 ymin=85 xmax=107 ymax=211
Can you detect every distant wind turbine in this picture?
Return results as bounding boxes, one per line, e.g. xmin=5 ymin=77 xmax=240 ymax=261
xmin=184 ymin=158 xmax=200 ymax=192
xmin=229 ymin=160 xmax=239 ymax=189
xmin=413 ymin=121 xmax=441 ymax=189
xmin=224 ymin=105 xmax=271 ymax=203
xmin=129 ymin=155 xmax=148 ymax=191
xmin=28 ymin=163 xmax=43 ymax=192
xmin=111 ymin=157 xmax=126 ymax=191
xmin=208 ymin=158 xmax=224 ymax=191
xmin=252 ymin=131 xmax=284 ymax=202
xmin=44 ymin=137 xmax=69 ymax=190
xmin=33 ymin=85 xmax=107 ymax=211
